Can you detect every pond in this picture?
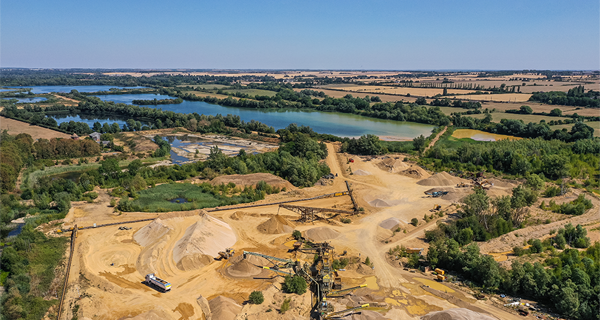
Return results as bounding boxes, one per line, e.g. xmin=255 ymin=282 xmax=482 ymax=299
xmin=48 ymin=113 xmax=149 ymax=129
xmin=14 ymin=97 xmax=48 ymax=103
xmin=163 ymin=134 xmax=278 ymax=165
xmin=451 ymin=129 xmax=522 ymax=141
xmin=7 ymin=223 xmax=25 ymax=238
xmin=5 ymin=85 xmax=147 ymax=94
xmin=94 ymin=93 xmax=435 ymax=140
xmin=169 ymin=198 xmax=189 ymax=203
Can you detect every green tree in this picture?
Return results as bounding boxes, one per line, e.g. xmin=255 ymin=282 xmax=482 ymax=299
xmin=542 ymin=154 xmax=570 ymax=180
xmin=249 ymin=291 xmax=264 ymax=304
xmin=549 ymin=108 xmax=562 ymax=116
xmin=282 ymin=275 xmax=307 ymax=294
xmin=520 ymin=105 xmax=533 ymax=114
xmin=412 ymin=135 xmax=426 ymax=152
xmin=127 ymin=159 xmax=142 ymax=176
xmin=457 ymin=227 xmax=474 ymax=245
xmin=99 ymin=158 xmax=120 ymax=179
xmin=411 ymin=218 xmax=418 ymax=226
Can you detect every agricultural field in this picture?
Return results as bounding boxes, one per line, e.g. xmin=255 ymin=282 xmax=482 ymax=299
xmin=0 ymin=116 xmax=70 ymax=140
xmin=468 ymin=112 xmax=570 ymax=123
xmin=176 ymin=84 xmax=228 ymax=90
xmin=294 ymin=88 xmax=418 ymax=103
xmin=319 ymin=84 xmax=477 ymax=97
xmin=550 ymin=121 xmax=600 ymax=137
xmin=222 ymin=88 xmax=277 ymax=97
xmin=451 ymin=93 xmax=532 ymax=102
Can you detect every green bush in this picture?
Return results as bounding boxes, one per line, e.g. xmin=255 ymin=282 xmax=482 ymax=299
xmin=411 ymin=218 xmax=419 ymax=226
xmin=292 ymin=230 xmax=302 ymax=240
xmin=280 ymin=298 xmax=291 ymax=313
xmin=282 ymin=275 xmax=307 ymax=294
xmin=249 ymin=291 xmax=264 ymax=304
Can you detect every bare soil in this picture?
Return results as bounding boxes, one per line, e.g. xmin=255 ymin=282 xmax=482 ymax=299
xmin=0 ymin=116 xmax=70 ymax=140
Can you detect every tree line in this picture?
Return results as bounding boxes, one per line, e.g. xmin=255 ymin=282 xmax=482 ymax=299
xmin=529 ymin=86 xmax=599 ymax=108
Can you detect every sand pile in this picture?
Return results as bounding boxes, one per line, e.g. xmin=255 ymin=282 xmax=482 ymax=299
xmin=210 ymin=173 xmax=295 ymax=190
xmin=379 ymin=158 xmax=409 ymax=173
xmin=379 ymin=217 xmax=401 ymax=230
xmin=368 ymin=199 xmax=391 ymax=207
xmin=421 ymin=308 xmax=495 ymax=320
xmin=173 ymin=214 xmax=237 ymax=271
xmin=257 ymin=215 xmax=295 ymax=234
xmin=306 ymin=227 xmax=340 ymax=241
xmin=353 ymin=169 xmax=371 ymax=176
xmin=351 ymin=310 xmax=386 ymax=320
xmin=209 ymin=296 xmax=242 ymax=320
xmin=418 ymin=172 xmax=463 ymax=186
xmin=226 ymin=257 xmax=263 ymax=278
xmin=400 ymin=166 xmax=430 ymax=179
xmin=229 ymin=211 xmax=245 ymax=220
xmin=356 ymin=263 xmax=374 ymax=275
xmin=133 ymin=219 xmax=170 ymax=247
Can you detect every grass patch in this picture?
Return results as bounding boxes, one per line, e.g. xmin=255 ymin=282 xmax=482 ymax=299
xmin=123 ymin=182 xmax=262 ymax=212
xmin=27 ymin=236 xmax=69 ymax=294
xmin=28 ymin=164 xmax=101 ymax=189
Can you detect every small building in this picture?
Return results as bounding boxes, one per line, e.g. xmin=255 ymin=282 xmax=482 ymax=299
xmin=71 ymin=133 xmax=79 ymax=140
xmin=89 ymin=132 xmax=101 ymax=142
xmin=101 ymin=141 xmax=111 ymax=147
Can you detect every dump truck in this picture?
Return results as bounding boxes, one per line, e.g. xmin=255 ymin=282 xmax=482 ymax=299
xmin=145 ymin=273 xmax=171 ymax=292
xmin=406 ymin=248 xmax=423 ymax=254
xmin=434 ymin=268 xmax=445 ymax=275
xmin=218 ymin=248 xmax=235 ymax=260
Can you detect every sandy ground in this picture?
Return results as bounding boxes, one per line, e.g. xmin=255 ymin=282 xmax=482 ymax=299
xmin=58 ymin=142 xmax=571 ymax=320
xmin=0 ymin=116 xmax=71 ymax=140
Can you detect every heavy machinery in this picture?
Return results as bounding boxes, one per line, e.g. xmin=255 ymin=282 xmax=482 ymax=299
xmin=406 ymin=248 xmax=424 ymax=255
xmin=424 ymin=191 xmax=449 ymax=197
xmin=456 ymin=182 xmax=471 ymax=188
xmin=434 ymin=268 xmax=445 ymax=275
xmin=430 ymin=204 xmax=441 ymax=212
xmin=218 ymin=248 xmax=235 ymax=260
xmin=145 ymin=273 xmax=171 ymax=292
xmin=436 ymin=275 xmax=447 ymax=282
xmin=252 ymin=243 xmax=367 ymax=319
xmin=473 ymin=178 xmax=493 ymax=190
xmin=327 ymin=284 xmax=367 ymax=297
xmin=323 ymin=304 xmax=369 ymax=319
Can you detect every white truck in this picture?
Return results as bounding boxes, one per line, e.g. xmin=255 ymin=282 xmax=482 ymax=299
xmin=145 ymin=273 xmax=171 ymax=292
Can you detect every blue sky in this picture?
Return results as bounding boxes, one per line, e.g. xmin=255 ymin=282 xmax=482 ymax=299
xmin=2 ymin=0 xmax=598 ymax=69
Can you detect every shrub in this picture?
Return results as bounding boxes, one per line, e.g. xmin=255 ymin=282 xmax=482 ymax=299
xmin=249 ymin=291 xmax=264 ymax=304
xmin=292 ymin=230 xmax=302 ymax=240
xmin=411 ymin=218 xmax=419 ymax=226
xmin=280 ymin=298 xmax=291 ymax=313
xmin=282 ymin=275 xmax=307 ymax=294
xmin=340 ymin=218 xmax=351 ymax=224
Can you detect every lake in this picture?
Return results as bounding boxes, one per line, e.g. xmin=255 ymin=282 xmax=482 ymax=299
xmin=14 ymin=97 xmax=48 ymax=103
xmin=49 ymin=113 xmax=149 ymax=129
xmin=93 ymin=93 xmax=435 ymax=139
xmin=6 ymin=85 xmax=147 ymax=94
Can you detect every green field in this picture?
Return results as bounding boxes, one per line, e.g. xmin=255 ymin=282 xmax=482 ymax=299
xmin=468 ymin=112 xmax=570 ymax=123
xmin=125 ymin=183 xmax=256 ymax=212
xmin=177 ymin=84 xmax=228 ymax=89
xmin=550 ymin=121 xmax=600 ymax=137
xmin=224 ymin=89 xmax=277 ymax=97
